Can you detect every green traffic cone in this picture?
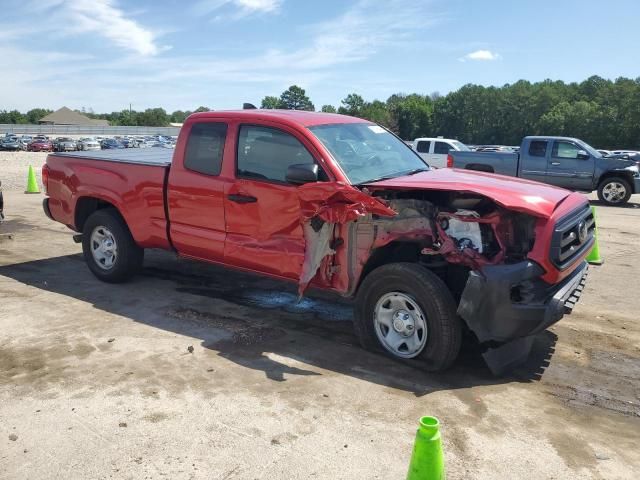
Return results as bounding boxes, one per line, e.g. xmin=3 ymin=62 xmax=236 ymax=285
xmin=586 ymin=206 xmax=603 ymax=265
xmin=406 ymin=416 xmax=445 ymax=480
xmin=25 ymin=165 xmax=40 ymax=194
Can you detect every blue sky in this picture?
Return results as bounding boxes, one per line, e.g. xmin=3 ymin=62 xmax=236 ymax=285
xmin=1 ymin=0 xmax=638 ymax=113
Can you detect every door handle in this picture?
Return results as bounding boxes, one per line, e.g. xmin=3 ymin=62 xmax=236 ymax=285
xmin=228 ymin=193 xmax=257 ymax=204
xmin=551 ymin=162 xmax=561 ymax=166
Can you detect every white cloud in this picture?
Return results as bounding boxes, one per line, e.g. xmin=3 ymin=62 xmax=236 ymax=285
xmin=193 ymin=0 xmax=282 ymax=18
xmin=68 ymin=0 xmax=162 ymax=55
xmin=0 ymin=0 xmax=437 ymax=112
xmin=460 ymin=49 xmax=501 ymax=62
xmin=19 ymin=0 xmax=163 ymax=56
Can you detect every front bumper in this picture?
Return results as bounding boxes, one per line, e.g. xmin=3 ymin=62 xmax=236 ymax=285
xmin=458 ymin=260 xmax=588 ymax=374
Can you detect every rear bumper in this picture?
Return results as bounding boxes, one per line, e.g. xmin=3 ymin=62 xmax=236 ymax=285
xmin=458 ymin=260 xmax=588 ymax=374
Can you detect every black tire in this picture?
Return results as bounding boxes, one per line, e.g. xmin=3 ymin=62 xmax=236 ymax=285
xmin=597 ymin=176 xmax=632 ymax=205
xmin=82 ymin=209 xmax=143 ymax=283
xmin=354 ymin=263 xmax=462 ymax=372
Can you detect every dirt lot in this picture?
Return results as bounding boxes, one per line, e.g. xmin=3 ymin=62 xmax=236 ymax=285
xmin=1 ymin=180 xmax=639 ymax=478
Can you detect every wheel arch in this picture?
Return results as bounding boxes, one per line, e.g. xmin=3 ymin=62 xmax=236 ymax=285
xmin=598 ymin=171 xmax=635 ymax=190
xmin=465 ymin=163 xmax=495 ymax=173
xmin=74 ymin=196 xmax=125 ymax=232
xmin=355 ymin=241 xmax=422 ymax=294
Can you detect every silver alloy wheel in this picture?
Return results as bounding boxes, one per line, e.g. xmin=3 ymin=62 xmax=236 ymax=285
xmin=373 ymin=292 xmax=428 ymax=358
xmin=602 ymin=181 xmax=627 ymax=203
xmin=90 ymin=226 xmax=118 ymax=270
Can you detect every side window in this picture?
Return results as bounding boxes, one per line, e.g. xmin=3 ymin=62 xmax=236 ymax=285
xmin=528 ymin=140 xmax=547 ymax=158
xmin=416 ymin=140 xmax=431 ymax=153
xmin=184 ymin=123 xmax=228 ymax=175
xmin=552 ymin=141 xmax=581 ymax=159
xmin=237 ymin=125 xmax=315 ymax=183
xmin=434 ymin=141 xmax=451 ymax=155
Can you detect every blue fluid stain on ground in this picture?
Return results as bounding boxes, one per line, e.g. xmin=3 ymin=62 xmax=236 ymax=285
xmin=234 ymin=290 xmax=353 ymax=322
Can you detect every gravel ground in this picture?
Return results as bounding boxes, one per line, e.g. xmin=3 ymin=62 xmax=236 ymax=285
xmin=0 ymin=191 xmax=639 ymax=479
xmin=0 ymin=151 xmax=47 ymax=191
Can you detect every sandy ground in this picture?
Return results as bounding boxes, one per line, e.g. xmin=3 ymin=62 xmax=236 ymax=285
xmin=0 ymin=188 xmax=639 ymax=479
xmin=0 ymin=152 xmax=46 ymax=191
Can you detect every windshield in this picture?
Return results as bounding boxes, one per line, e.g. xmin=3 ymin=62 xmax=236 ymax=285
xmin=308 ymin=123 xmax=429 ymax=184
xmin=450 ymin=140 xmax=470 ymax=151
xmin=575 ymin=138 xmax=602 ymax=158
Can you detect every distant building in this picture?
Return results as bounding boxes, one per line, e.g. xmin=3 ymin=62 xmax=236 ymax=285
xmin=39 ymin=106 xmax=109 ymax=126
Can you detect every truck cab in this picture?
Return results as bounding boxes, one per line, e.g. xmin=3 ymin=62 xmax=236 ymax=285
xmin=520 ymin=137 xmax=597 ymax=191
xmin=412 ymin=137 xmax=469 ymax=168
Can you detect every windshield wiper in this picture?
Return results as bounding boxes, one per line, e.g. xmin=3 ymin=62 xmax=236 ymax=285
xmin=358 ymin=167 xmax=429 ymax=185
xmin=405 ymin=167 xmax=429 ymax=176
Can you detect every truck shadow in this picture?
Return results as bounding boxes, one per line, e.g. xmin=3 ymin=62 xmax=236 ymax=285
xmin=0 ymin=250 xmax=557 ymax=397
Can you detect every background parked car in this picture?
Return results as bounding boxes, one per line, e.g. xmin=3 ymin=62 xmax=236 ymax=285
xmin=19 ymin=136 xmax=33 ymax=150
xmin=100 ymin=138 xmax=125 ymax=149
xmin=27 ymin=139 xmax=53 ymax=152
xmin=53 ymin=137 xmax=77 ymax=152
xmin=76 ymin=137 xmax=101 ymax=151
xmin=0 ymin=137 xmax=22 ymax=151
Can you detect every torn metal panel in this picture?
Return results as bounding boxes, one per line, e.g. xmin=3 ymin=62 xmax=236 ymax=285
xmin=299 ymin=221 xmax=335 ymax=296
xmin=297 ymin=182 xmax=396 ymax=223
xmin=296 ymin=183 xmax=396 ymax=295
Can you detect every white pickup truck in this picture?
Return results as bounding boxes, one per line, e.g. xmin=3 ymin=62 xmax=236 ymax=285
xmin=411 ymin=137 xmax=470 ymax=168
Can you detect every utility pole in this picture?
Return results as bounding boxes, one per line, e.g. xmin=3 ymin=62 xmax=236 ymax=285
xmin=129 ymin=103 xmax=132 ymax=125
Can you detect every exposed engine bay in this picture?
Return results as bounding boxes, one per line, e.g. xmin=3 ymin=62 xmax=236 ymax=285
xmin=353 ymin=190 xmax=539 ymax=289
xmin=297 ymin=184 xmax=539 ymax=300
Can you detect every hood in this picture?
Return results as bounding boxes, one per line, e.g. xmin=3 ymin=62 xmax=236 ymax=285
xmin=364 ymin=168 xmax=573 ymax=218
xmin=600 ymin=155 xmax=638 ymax=169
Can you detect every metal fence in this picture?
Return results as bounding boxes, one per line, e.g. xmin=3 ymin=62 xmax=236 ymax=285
xmin=0 ymin=124 xmax=181 ymax=136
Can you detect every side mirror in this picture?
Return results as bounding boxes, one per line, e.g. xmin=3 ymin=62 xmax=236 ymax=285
xmin=286 ymin=163 xmax=318 ymax=184
xmin=577 ymin=150 xmax=590 ymax=160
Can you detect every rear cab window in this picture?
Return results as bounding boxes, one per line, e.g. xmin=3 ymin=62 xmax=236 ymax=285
xmin=528 ymin=140 xmax=548 ymax=158
xmin=236 ymin=125 xmax=325 ymax=183
xmin=184 ymin=123 xmax=228 ymax=176
xmin=416 ymin=140 xmax=431 ymax=153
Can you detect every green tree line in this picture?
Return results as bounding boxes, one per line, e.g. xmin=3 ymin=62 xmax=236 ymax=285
xmin=0 ymin=106 xmax=211 ymax=127
xmin=262 ymin=77 xmax=640 ymax=149
xmin=2 ymin=76 xmax=639 ymax=148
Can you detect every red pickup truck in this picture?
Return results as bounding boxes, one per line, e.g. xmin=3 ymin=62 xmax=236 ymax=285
xmin=43 ymin=110 xmax=593 ymax=374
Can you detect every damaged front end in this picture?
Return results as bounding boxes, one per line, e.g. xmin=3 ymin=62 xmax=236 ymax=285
xmin=297 ymin=183 xmax=585 ymax=375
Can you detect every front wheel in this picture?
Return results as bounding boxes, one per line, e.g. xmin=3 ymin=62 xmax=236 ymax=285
xmin=82 ymin=209 xmax=143 ymax=283
xmin=597 ymin=177 xmax=631 ymax=205
xmin=354 ymin=263 xmax=462 ymax=372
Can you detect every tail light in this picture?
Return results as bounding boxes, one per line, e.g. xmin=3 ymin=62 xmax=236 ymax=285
xmin=446 ymin=154 xmax=454 ymax=168
xmin=42 ymin=164 xmax=50 ymax=194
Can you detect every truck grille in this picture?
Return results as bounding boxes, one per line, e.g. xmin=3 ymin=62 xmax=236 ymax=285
xmin=550 ymin=204 xmax=595 ymax=270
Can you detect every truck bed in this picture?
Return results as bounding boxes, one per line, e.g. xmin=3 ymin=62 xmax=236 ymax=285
xmin=45 ymin=149 xmax=172 ymax=250
xmin=450 ymin=151 xmax=519 ymax=176
xmin=54 ymin=148 xmax=173 ymax=167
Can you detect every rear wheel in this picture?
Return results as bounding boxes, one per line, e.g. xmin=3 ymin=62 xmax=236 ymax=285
xmin=597 ymin=177 xmax=631 ymax=205
xmin=354 ymin=263 xmax=462 ymax=371
xmin=82 ymin=209 xmax=143 ymax=283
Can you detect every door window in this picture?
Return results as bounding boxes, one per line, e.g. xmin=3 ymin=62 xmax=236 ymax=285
xmin=434 ymin=141 xmax=451 ymax=155
xmin=237 ymin=125 xmax=315 ymax=183
xmin=528 ymin=140 xmax=548 ymax=158
xmin=415 ymin=140 xmax=431 ymax=153
xmin=552 ymin=141 xmax=581 ymax=159
xmin=184 ymin=123 xmax=228 ymax=176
